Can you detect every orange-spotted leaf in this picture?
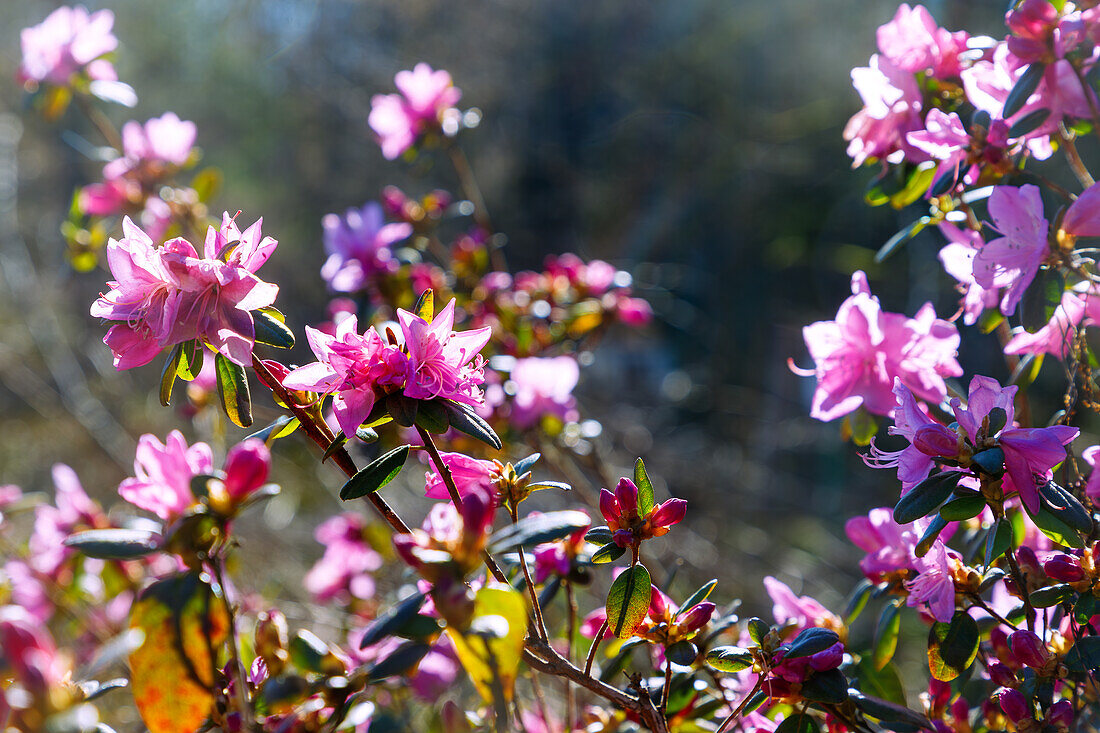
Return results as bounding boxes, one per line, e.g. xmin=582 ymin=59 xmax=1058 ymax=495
xmin=128 ymin=572 xmax=230 ymax=733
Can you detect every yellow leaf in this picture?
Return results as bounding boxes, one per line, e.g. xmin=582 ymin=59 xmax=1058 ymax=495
xmin=445 ymin=585 xmax=527 ymax=705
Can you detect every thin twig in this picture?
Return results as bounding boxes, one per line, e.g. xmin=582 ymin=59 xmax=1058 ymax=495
xmin=584 ymin=620 xmax=609 ymax=676
xmin=210 ymin=554 xmax=253 ymax=731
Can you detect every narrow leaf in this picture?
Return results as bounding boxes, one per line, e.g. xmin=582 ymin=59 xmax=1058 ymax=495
xmin=676 ymin=579 xmax=718 ymax=619
xmin=893 ymin=471 xmax=961 ymax=524
xmin=785 ymin=627 xmax=840 ymax=659
xmin=214 ymin=353 xmax=252 ymax=428
xmin=415 ymin=288 xmax=434 ymax=321
xmin=339 ymin=445 xmax=411 ymax=500
xmin=591 ymin=541 xmax=625 ymax=564
xmin=444 ymin=400 xmax=502 ymax=449
xmin=705 ymin=645 xmax=754 ymax=673
xmin=65 ymin=529 xmax=161 ymax=560
xmin=159 ymin=343 xmax=183 ymax=407
xmin=873 ymin=601 xmax=902 ymax=671
xmin=1003 ymin=62 xmax=1046 ymax=119
xmin=634 ymin=458 xmax=655 ymax=516
xmin=253 ymin=307 xmax=295 ymax=349
xmin=488 ymin=510 xmax=591 ymax=554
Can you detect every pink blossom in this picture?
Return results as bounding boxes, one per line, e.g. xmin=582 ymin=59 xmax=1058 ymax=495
xmin=304 ymin=513 xmax=383 ymax=603
xmin=1005 ymin=0 xmax=1087 ymax=65
xmin=876 ymin=4 xmax=968 ymax=78
xmin=844 ymin=54 xmax=924 ymax=167
xmin=600 ymin=478 xmax=686 ymax=547
xmin=352 ymin=632 xmax=459 ymax=702
xmin=762 ymin=576 xmax=838 ymax=635
xmin=973 ymin=185 xmax=1050 ymax=316
xmin=282 ymin=316 xmax=407 ymax=438
xmin=223 ymin=439 xmax=270 ymax=500
xmin=845 ymin=508 xmax=919 ymax=577
xmin=423 ymin=451 xmax=499 ymax=501
xmin=907 ymin=110 xmax=1011 ymax=191
xmin=369 ymin=63 xmax=461 ymax=159
xmin=796 ymin=271 xmax=961 ymax=421
xmin=905 ymin=541 xmax=958 ymax=622
xmin=103 ymin=113 xmax=197 ymax=180
xmin=508 ymin=356 xmax=580 ymax=429
xmin=0 ymin=605 xmax=69 ymax=693
xmin=937 ymin=222 xmax=998 ymax=326
xmin=19 ymin=6 xmax=118 ymax=86
xmin=398 ymin=298 xmax=492 ymax=404
xmin=29 ymin=464 xmax=99 ymax=575
xmin=321 ymin=202 xmax=411 ymax=292
xmin=1002 ymin=290 xmax=1087 ymax=358
xmin=118 ymin=430 xmax=214 ymax=521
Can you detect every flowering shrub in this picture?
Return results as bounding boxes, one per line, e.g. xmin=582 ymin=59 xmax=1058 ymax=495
xmin=9 ymin=3 xmax=1100 ymax=733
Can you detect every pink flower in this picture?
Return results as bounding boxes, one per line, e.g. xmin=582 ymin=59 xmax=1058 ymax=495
xmin=844 ymin=54 xmax=924 ymax=167
xmin=90 ymin=214 xmax=280 ymax=369
xmin=762 ymin=576 xmax=839 ymax=635
xmin=937 ymin=222 xmax=998 ymax=326
xmin=796 ymin=271 xmax=961 ymax=421
xmin=508 ymin=356 xmax=580 ymax=429
xmin=845 ymin=508 xmax=919 ymax=577
xmin=600 ymin=478 xmax=687 ymax=548
xmin=973 ymin=185 xmax=1050 ymax=316
xmin=907 ymin=110 xmax=1011 ymax=191
xmin=1002 ymin=290 xmax=1087 ymax=358
xmin=398 ymin=298 xmax=492 ymax=405
xmin=223 ymin=439 xmax=270 ymax=500
xmin=369 ymin=63 xmax=461 ymax=159
xmin=0 ymin=606 xmax=69 ymax=693
xmin=905 ymin=540 xmax=958 ymax=622
xmin=423 ymin=452 xmax=500 ymax=501
xmin=19 ymin=6 xmax=118 ymax=86
xmin=118 ymin=431 xmax=214 ymax=521
xmin=1081 ymin=445 xmax=1100 ymax=501
xmin=320 ymin=202 xmax=412 ymax=292
xmin=282 ymin=316 xmax=407 ymax=438
xmin=616 ymin=296 xmax=654 ymax=326
xmin=103 ymin=113 xmax=197 ymax=180
xmin=876 ymin=4 xmax=968 ymax=78
xmin=304 ymin=513 xmax=382 ymax=603
xmin=29 ymin=464 xmax=99 ymax=575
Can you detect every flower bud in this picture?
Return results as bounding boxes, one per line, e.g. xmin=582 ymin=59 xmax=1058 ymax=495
xmin=1047 ymin=700 xmax=1074 ymax=729
xmin=677 ymin=602 xmax=716 ymax=635
xmin=649 ymin=587 xmax=668 ymax=619
xmin=927 ymin=678 xmax=952 ymax=710
xmin=1043 ymin=554 xmax=1086 ymax=583
xmin=987 ymin=662 xmax=1017 ymax=687
xmin=913 ymin=424 xmax=961 ymax=458
xmin=599 ymin=488 xmax=619 ymax=524
xmin=223 ymin=439 xmax=270 ymax=500
xmin=649 ymin=498 xmax=688 ymax=533
xmin=1016 ymin=546 xmax=1042 ymax=577
xmin=432 ymin=577 xmax=476 ymax=631
xmin=808 ymin=641 xmax=843 ymax=672
xmin=614 ymin=478 xmax=639 ymax=520
xmin=997 ymin=687 xmax=1031 ymax=724
xmin=1008 ymin=630 xmax=1047 ymax=669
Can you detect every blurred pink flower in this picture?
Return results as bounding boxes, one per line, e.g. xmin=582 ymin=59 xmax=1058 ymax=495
xmin=973 ymin=185 xmax=1049 ymax=316
xmin=876 ymin=4 xmax=968 ymax=78
xmin=937 ymin=222 xmax=998 ymax=326
xmin=321 ymin=202 xmax=411 ymax=292
xmin=1002 ymin=290 xmax=1087 ymax=358
xmin=796 ymin=271 xmax=961 ymax=421
xmin=509 ymin=356 xmax=580 ymax=429
xmin=305 ymin=513 xmax=382 ymax=603
xmin=844 ymin=54 xmax=924 ymax=167
xmin=29 ymin=464 xmax=99 ymax=576
xmin=423 ymin=451 xmax=499 ymax=501
xmin=103 ymin=112 xmax=196 ymax=180
xmin=0 ymin=605 xmax=69 ymax=693
xmin=19 ymin=6 xmax=118 ymax=85
xmin=369 ymin=63 xmax=461 ymax=159
xmin=118 ymin=430 xmax=213 ymax=521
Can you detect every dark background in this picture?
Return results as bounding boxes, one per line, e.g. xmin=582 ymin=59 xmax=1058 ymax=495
xmin=0 ymin=0 xmax=1044 ymax=621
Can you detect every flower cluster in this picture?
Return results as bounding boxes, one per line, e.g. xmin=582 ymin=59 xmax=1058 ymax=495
xmin=90 ymin=213 xmax=279 ymax=369
xmin=369 ymin=63 xmax=462 ymax=159
xmin=599 ymin=477 xmax=687 ymax=549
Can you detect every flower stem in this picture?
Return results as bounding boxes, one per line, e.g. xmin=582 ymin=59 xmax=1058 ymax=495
xmin=584 ymin=620 xmax=609 ymax=676
xmin=510 ymin=504 xmax=550 ymax=641
xmin=1060 ymin=127 xmax=1095 ymax=189
xmin=210 ymin=553 xmax=252 ymax=731
xmin=715 ymin=676 xmax=764 ymax=733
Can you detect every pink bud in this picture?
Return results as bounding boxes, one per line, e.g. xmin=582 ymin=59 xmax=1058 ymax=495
xmin=650 ymin=498 xmax=688 ymax=530
xmin=1043 ymin=554 xmax=1086 ymax=583
xmin=1008 ymin=630 xmax=1047 ymax=669
xmin=987 ymin=662 xmax=1017 ymax=688
xmin=927 ymin=678 xmax=952 ymax=709
xmin=617 ymin=297 xmax=653 ymax=326
xmin=615 ymin=478 xmax=639 ymax=519
xmin=459 ymin=486 xmax=495 ymax=538
xmin=612 ymin=529 xmax=634 ymax=548
xmin=649 ymin=586 xmax=669 ymax=618
xmin=808 ymin=641 xmax=844 ymax=671
xmin=997 ymin=687 xmax=1031 ymax=724
xmin=678 ymin=602 xmax=716 ymax=635
xmin=599 ymin=488 xmax=619 ymax=523
xmin=223 ymin=439 xmax=270 ymax=500
xmin=913 ymin=423 xmax=960 ymax=458
xmin=1047 ymin=700 xmax=1074 ymax=728
xmin=1016 ymin=546 xmax=1041 ymax=575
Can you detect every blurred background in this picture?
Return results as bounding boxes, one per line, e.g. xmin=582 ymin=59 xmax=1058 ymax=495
xmin=0 ymin=0 xmax=1042 ymax=630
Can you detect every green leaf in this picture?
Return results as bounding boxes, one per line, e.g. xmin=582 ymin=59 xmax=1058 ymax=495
xmin=363 ymin=641 xmax=431 ymax=683
xmin=415 ymin=288 xmax=434 ymax=321
xmin=606 ymin=564 xmax=652 ymax=639
xmin=1024 ymin=489 xmax=1085 ymax=548
xmin=873 ymin=601 xmax=902 ymax=671
xmin=634 ymin=458 xmax=655 ymax=516
xmin=855 ymin=657 xmax=906 ymax=707
xmin=914 ymin=514 xmax=949 ymax=558
xmin=939 ymin=493 xmax=986 ymax=521
xmin=214 ymin=353 xmax=252 ymax=428
xmin=159 ymin=343 xmax=183 ymax=407
xmin=1007 ymin=108 xmax=1051 ymax=138
xmin=1028 ymin=583 xmax=1074 ymax=608
xmin=893 ymin=471 xmax=961 ymax=524
xmin=984 ymin=518 xmax=1013 ymax=565
xmin=666 ymin=640 xmax=698 ymax=666
xmin=386 ymin=392 xmax=419 ymax=427
xmin=970 ymin=447 xmax=1005 ymax=478
xmin=747 ymin=618 xmax=770 ymax=646
xmin=1020 ymin=266 xmax=1065 ymax=333
xmin=1003 ymin=63 xmax=1046 ymax=118
xmin=676 ymin=579 xmax=718 ymax=620
xmin=1074 ymin=593 xmax=1100 ymax=623
xmin=591 ymin=541 xmax=626 ymax=564
xmin=801 ymin=668 xmax=849 ymax=704
xmin=848 ymin=407 xmax=878 ymax=447
xmin=64 ymin=529 xmax=161 ymax=560
xmin=359 ymin=593 xmax=427 ymax=649
xmin=585 ymin=526 xmax=613 ymax=545
xmin=176 ymin=340 xmax=203 ymax=382
xmin=774 ymin=709 xmax=817 ymax=733
xmin=252 ymin=307 xmax=295 ymax=349
xmin=443 ymin=400 xmax=502 ymax=449
xmin=246 ymin=415 xmax=298 ymax=445
xmin=1064 ymin=636 xmax=1100 ymax=673
xmin=289 ymin=630 xmax=341 ymax=675
xmin=889 ymin=161 xmax=937 ymax=209
xmin=128 ymin=572 xmax=229 ymax=733
xmin=414 ymin=399 xmax=450 ymax=434
xmin=927 ymin=611 xmax=978 ymax=682
xmin=785 ymin=627 xmax=840 ymax=659
xmin=487 ymin=510 xmax=591 ymax=554
xmin=1037 ymin=482 xmax=1093 ymax=534
xmin=705 ymin=645 xmax=754 ymax=673
xmin=875 ymin=216 xmax=931 ymax=263
xmin=525 ymin=480 xmax=572 ymax=492
xmin=512 ymin=453 xmax=540 ymax=476
xmin=339 ymin=445 xmax=411 ymax=500
xmin=845 ymin=579 xmax=874 ymax=625
xmin=190 ymin=167 xmax=222 ymax=203
xmin=321 ymin=433 xmax=349 ymax=463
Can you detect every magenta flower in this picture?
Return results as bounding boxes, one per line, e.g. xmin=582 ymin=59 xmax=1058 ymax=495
xmin=282 ymin=316 xmax=407 ymax=438
xmin=508 ymin=356 xmax=580 ymax=429
xmin=795 ymin=271 xmax=961 ymax=421
xmin=844 ymin=54 xmax=924 ymax=167
xmin=905 ymin=540 xmax=958 ymax=622
xmin=103 ymin=112 xmax=197 ymax=180
xmin=398 ymin=298 xmax=492 ymax=404
xmin=1002 ymin=290 xmax=1087 ymax=358
xmin=118 ymin=430 xmax=214 ymax=521
xmin=876 ymin=4 xmax=968 ymax=78
xmin=19 ymin=6 xmax=118 ymax=86
xmin=533 ymin=517 xmax=589 ymax=584
xmin=973 ymin=185 xmax=1050 ymax=316
xmin=304 ymin=513 xmax=383 ymax=603
xmin=907 ymin=109 xmax=1011 ymax=191
xmin=1081 ymin=445 xmax=1100 ymax=501
xmin=223 ymin=439 xmax=271 ymax=500
xmin=937 ymin=222 xmax=998 ymax=326
xmin=393 ymin=486 xmax=496 ymax=579
xmin=762 ymin=576 xmax=840 ymax=635
xmin=846 ymin=508 xmax=922 ymax=578
xmin=423 ymin=451 xmax=500 ymax=501
xmin=599 ymin=477 xmax=687 ymax=548
xmin=320 ymin=201 xmax=412 ymax=292
xmin=29 ymin=464 xmax=100 ymax=576
xmin=90 ymin=214 xmax=280 ymax=369
xmin=0 ymin=606 xmax=68 ymax=693
xmin=369 ymin=63 xmax=462 ymax=159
